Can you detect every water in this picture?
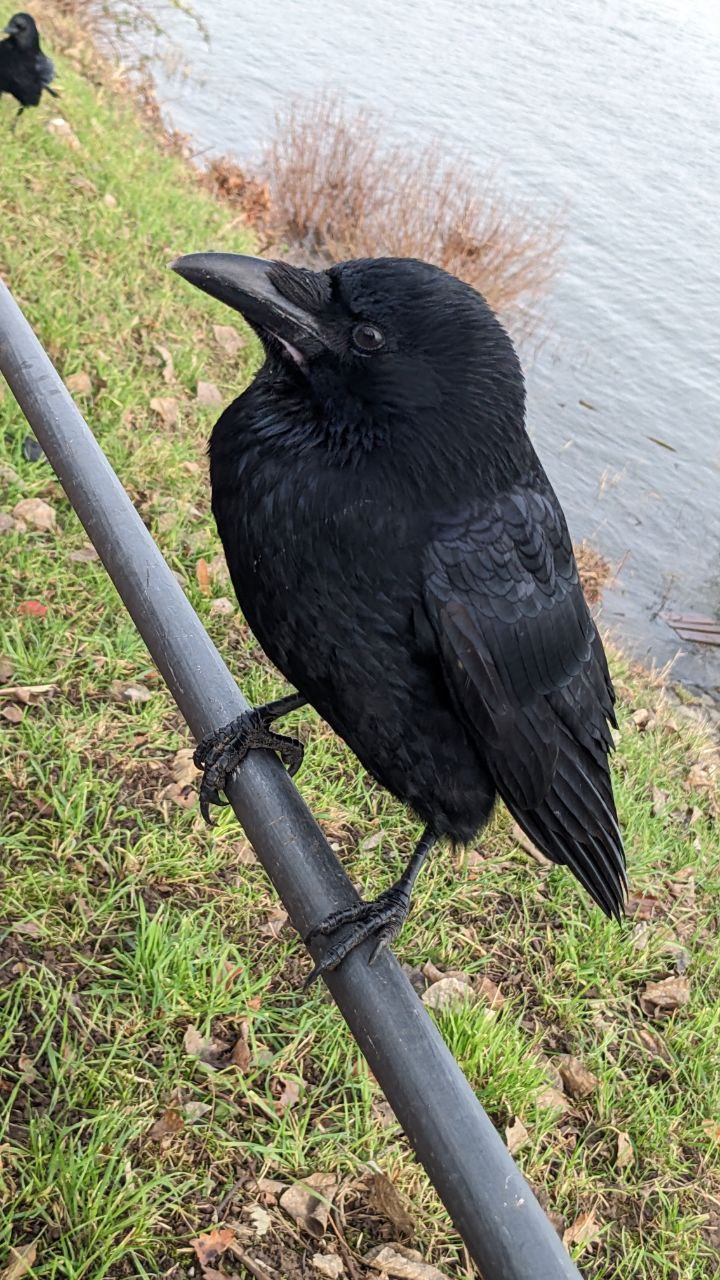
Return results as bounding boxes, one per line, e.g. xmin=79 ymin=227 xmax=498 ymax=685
xmin=145 ymin=0 xmax=720 ymax=689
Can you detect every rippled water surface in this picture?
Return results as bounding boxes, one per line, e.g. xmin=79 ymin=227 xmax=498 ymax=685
xmin=145 ymin=0 xmax=720 ymax=687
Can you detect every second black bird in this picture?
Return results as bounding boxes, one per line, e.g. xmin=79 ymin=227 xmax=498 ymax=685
xmin=1 ymin=12 xmax=57 ymax=130
xmin=171 ymin=252 xmax=627 ymax=983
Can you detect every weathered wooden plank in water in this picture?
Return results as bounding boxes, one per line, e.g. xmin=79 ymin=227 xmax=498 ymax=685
xmin=662 ymin=611 xmax=720 ymax=647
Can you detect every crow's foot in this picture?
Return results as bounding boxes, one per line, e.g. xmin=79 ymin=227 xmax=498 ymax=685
xmin=194 ymin=705 xmax=304 ymax=823
xmin=304 ymin=882 xmax=411 ymax=987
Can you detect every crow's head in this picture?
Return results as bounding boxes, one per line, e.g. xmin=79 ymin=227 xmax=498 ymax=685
xmin=4 ymin=12 xmax=39 ymax=48
xmin=171 ymin=254 xmax=526 ymax=463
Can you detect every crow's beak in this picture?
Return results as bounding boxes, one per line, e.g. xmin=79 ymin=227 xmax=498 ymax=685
xmin=169 ymin=253 xmax=325 ymax=363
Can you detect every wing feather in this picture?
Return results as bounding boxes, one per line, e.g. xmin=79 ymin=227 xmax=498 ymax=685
xmin=424 ymin=486 xmax=626 ymax=917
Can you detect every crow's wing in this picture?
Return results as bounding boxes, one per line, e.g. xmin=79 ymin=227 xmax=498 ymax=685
xmin=36 ymin=51 xmax=55 ymax=89
xmin=423 ymin=486 xmax=626 ymax=917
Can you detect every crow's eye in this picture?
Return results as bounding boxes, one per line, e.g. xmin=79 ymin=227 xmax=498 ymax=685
xmin=352 ymin=323 xmax=385 ymax=353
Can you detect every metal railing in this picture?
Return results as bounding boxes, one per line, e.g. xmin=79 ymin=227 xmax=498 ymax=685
xmin=0 ymin=277 xmax=582 ymax=1280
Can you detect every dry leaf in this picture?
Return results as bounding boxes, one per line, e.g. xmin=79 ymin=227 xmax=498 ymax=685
xmin=260 ymin=907 xmax=289 ymax=939
xmin=158 ymin=780 xmax=196 ymax=811
xmin=210 ymin=596 xmax=235 ymax=616
xmin=246 ymin=1205 xmax=272 ymax=1238
xmin=651 ymin=786 xmax=669 ymax=816
xmin=640 ymin=975 xmax=690 ymax=1015
xmin=474 ymin=976 xmax=505 ymax=1009
xmin=69 ymin=544 xmax=99 ymax=562
xmin=103 ymin=192 xmax=118 ymax=208
xmin=421 ymin=976 xmax=476 ymax=1011
xmin=65 ymin=371 xmax=92 ymax=396
xmin=17 ymin=601 xmax=47 ymax=618
xmin=633 ymin=1025 xmax=673 ymax=1064
xmin=366 ymin=1171 xmax=414 ymax=1235
xmin=230 ymin=1026 xmax=252 ymax=1072
xmin=562 ymin=1210 xmax=601 ymax=1250
xmin=0 ymin=658 xmax=14 ymax=683
xmin=275 ymin=1076 xmax=301 ymax=1112
xmin=312 ymin=1255 xmax=344 ymax=1278
xmin=18 ymin=1054 xmax=37 ymax=1084
xmin=154 ymin=344 xmax=175 ymax=383
xmin=149 ymin=1108 xmax=184 ymax=1140
xmin=632 ymin=708 xmax=652 ymax=730
xmin=183 ymin=1024 xmax=231 ymax=1069
xmin=536 ymin=1086 xmax=569 ymax=1113
xmin=2 ymin=684 xmax=56 ymax=705
xmin=702 ymin=1120 xmax=720 ymax=1143
xmin=184 ymin=1024 xmax=205 ymax=1056
xmin=191 ymin=1227 xmax=236 ymax=1275
xmin=254 ymin=1176 xmax=287 ymax=1200
xmin=213 ymin=324 xmax=246 ymax=357
xmin=505 ymin=1117 xmax=530 ymax=1154
xmin=150 ymin=396 xmax=179 ymax=427
xmin=279 ymin=1172 xmax=337 ymax=1238
xmin=47 ymin=116 xmax=80 ymax=148
xmin=110 ymin=680 xmax=152 ymax=704
xmin=196 ymin=558 xmax=211 ymax=594
xmin=12 ymin=498 xmax=56 ymax=531
xmin=372 ymin=1097 xmax=398 ymax=1129
xmin=184 ymin=1100 xmax=211 ymax=1121
xmin=196 ymin=380 xmax=223 ymax=407
xmin=626 ymin=892 xmax=662 ymax=921
xmin=364 ymin=1244 xmax=450 ymax=1279
xmin=616 ymin=1131 xmax=634 ymax=1169
xmin=172 ymin=747 xmax=197 ymax=787
xmin=0 ymin=514 xmax=18 ymax=534
xmin=13 ymin=920 xmax=42 ymax=938
xmin=232 ymin=839 xmax=258 ymax=866
xmin=208 ymin=552 xmax=231 ymax=585
xmin=0 ymin=462 xmax=20 ymax=485
xmin=556 ymin=1056 xmax=598 ymax=1100
xmin=2 ymin=1243 xmax=37 ymax=1280
xmin=2 ymin=705 xmax=23 ymax=724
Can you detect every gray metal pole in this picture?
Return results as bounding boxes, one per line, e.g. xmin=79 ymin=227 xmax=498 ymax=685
xmin=0 ymin=277 xmax=582 ymax=1280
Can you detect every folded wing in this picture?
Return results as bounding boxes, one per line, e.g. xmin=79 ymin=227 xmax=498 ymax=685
xmin=423 ymin=486 xmax=626 ymax=918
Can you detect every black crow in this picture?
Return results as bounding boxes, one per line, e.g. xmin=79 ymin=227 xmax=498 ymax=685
xmin=1 ymin=12 xmax=57 ymax=130
xmin=171 ymin=253 xmax=627 ymax=984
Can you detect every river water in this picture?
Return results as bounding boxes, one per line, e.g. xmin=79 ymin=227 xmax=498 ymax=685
xmin=144 ymin=0 xmax=720 ymax=689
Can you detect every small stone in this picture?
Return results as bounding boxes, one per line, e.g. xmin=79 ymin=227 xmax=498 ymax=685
xmin=12 ymin=498 xmax=56 ymax=531
xmin=66 ymin=371 xmax=92 ymax=396
xmin=210 ymin=596 xmax=235 ymax=616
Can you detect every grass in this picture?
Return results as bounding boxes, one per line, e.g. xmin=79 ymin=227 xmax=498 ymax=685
xmin=1 ymin=11 xmax=720 ymax=1279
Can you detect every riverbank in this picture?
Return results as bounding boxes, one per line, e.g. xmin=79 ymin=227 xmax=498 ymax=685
xmin=1 ymin=8 xmax=720 ymax=1279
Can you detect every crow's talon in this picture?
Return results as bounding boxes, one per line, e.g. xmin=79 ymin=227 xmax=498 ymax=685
xmin=194 ymin=708 xmax=304 ymax=824
xmin=304 ymin=886 xmax=410 ymax=988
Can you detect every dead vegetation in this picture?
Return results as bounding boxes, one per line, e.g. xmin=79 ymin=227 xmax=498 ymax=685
xmin=259 ymin=92 xmax=561 ymax=340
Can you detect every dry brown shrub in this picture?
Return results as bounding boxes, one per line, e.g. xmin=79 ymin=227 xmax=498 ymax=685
xmin=575 ymin=541 xmax=613 ymax=605
xmin=202 ymin=159 xmax=273 ymax=227
xmin=262 ymin=92 xmax=561 ymax=339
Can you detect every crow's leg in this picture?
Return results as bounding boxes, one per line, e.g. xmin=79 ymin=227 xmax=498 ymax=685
xmin=194 ymin=692 xmax=307 ymax=823
xmin=304 ymin=827 xmax=437 ymax=986
xmin=10 ymin=106 xmax=24 ymax=132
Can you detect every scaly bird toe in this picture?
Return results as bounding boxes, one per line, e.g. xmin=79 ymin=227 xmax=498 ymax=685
xmin=304 ymin=884 xmax=411 ymax=988
xmin=194 ymin=707 xmax=304 ymax=824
